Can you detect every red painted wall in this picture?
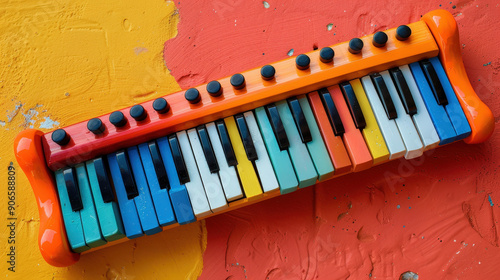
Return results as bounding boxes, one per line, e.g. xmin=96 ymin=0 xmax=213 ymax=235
xmin=164 ymin=1 xmax=500 ymax=279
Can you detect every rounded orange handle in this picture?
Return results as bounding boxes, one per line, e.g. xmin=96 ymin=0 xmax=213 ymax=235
xmin=422 ymin=10 xmax=495 ymax=144
xmin=14 ymin=129 xmax=79 ymax=267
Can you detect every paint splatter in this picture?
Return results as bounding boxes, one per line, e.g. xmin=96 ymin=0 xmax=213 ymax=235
xmin=452 ymin=5 xmax=457 ymax=9
xmin=262 ymin=1 xmax=270 ymax=8
xmin=483 ymin=62 xmax=492 ymax=66
xmin=287 ymin=49 xmax=294 ymax=56
xmin=0 ymin=120 xmax=5 ymax=126
xmin=327 ymin=23 xmax=333 ymax=31
xmin=6 ymin=102 xmax=23 ymax=122
xmin=397 ymin=205 xmax=401 ymax=209
xmin=488 ymin=195 xmax=494 ymax=207
xmin=39 ymin=116 xmax=60 ymax=129
xmin=134 ymin=47 xmax=149 ymax=55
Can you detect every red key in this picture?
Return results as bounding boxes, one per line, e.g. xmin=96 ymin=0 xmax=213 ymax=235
xmin=308 ymin=91 xmax=352 ymax=175
xmin=327 ymin=85 xmax=372 ymax=172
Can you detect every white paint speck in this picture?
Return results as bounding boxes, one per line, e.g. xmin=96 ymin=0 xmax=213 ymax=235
xmin=134 ymin=47 xmax=148 ymax=55
xmin=327 ymin=23 xmax=333 ymax=31
xmin=287 ymin=49 xmax=294 ymax=56
xmin=263 ymin=1 xmax=270 ymax=8
xmin=39 ymin=116 xmax=60 ymax=129
xmin=0 ymin=120 xmax=5 ymax=126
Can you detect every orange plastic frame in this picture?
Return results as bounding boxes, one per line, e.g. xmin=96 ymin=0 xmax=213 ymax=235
xmin=14 ymin=9 xmax=494 ymax=267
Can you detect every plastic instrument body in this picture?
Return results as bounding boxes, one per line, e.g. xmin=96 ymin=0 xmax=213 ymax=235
xmin=13 ymin=9 xmax=494 ymax=267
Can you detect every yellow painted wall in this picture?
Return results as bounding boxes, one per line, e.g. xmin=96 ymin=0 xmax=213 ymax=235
xmin=0 ymin=1 xmax=206 ymax=279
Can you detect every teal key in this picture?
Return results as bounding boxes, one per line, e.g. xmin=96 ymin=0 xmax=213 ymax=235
xmin=86 ymin=160 xmax=126 ymax=242
xmin=254 ymin=107 xmax=298 ymax=194
xmin=297 ymin=96 xmax=335 ymax=181
xmin=276 ymin=100 xmax=318 ymax=188
xmin=74 ymin=164 xmax=106 ymax=248
xmin=54 ymin=169 xmax=89 ymax=253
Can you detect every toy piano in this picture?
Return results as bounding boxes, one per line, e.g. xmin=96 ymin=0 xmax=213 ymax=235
xmin=14 ymin=10 xmax=494 ymax=267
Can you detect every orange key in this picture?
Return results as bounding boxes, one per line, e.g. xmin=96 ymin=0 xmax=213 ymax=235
xmin=307 ymin=91 xmax=352 ymax=175
xmin=328 ymin=85 xmax=372 ymax=172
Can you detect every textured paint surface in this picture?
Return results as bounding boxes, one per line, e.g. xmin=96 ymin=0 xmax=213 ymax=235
xmin=0 ymin=0 xmax=499 ymax=280
xmin=0 ymin=1 xmax=207 ymax=279
xmin=163 ymin=0 xmax=500 ymax=279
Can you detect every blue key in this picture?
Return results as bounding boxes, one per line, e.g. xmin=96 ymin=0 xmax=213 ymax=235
xmin=276 ymin=100 xmax=318 ymax=188
xmin=107 ymin=153 xmax=143 ymax=239
xmin=126 ymin=147 xmax=162 ymax=235
xmin=157 ymin=136 xmax=196 ymax=225
xmin=428 ymin=57 xmax=471 ymax=140
xmin=74 ymin=164 xmax=106 ymax=248
xmin=55 ymin=169 xmax=89 ymax=253
xmin=86 ymin=159 xmax=125 ymax=241
xmin=409 ymin=62 xmax=457 ymax=145
xmin=254 ymin=107 xmax=298 ymax=194
xmin=138 ymin=142 xmax=177 ymax=227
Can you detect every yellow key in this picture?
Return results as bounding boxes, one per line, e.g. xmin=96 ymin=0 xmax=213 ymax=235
xmin=224 ymin=116 xmax=263 ymax=201
xmin=351 ymin=79 xmax=390 ymax=165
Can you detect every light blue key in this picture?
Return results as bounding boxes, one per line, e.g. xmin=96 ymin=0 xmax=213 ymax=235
xmin=429 ymin=57 xmax=472 ymax=140
xmin=254 ymin=107 xmax=298 ymax=194
xmin=74 ymin=164 xmax=106 ymax=248
xmin=54 ymin=169 xmax=89 ymax=253
xmin=85 ymin=160 xmax=125 ymax=241
xmin=138 ymin=143 xmax=176 ymax=227
xmin=409 ymin=62 xmax=457 ymax=145
xmin=157 ymin=136 xmax=196 ymax=225
xmin=276 ymin=100 xmax=318 ymax=188
xmin=126 ymin=147 xmax=162 ymax=235
xmin=298 ymin=96 xmax=335 ymax=181
xmin=107 ymin=153 xmax=143 ymax=239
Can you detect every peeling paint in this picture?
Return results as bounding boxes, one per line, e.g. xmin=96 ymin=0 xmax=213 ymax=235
xmin=6 ymin=102 xmax=23 ymax=122
xmin=0 ymin=121 xmax=5 ymax=126
xmin=287 ymin=48 xmax=294 ymax=56
xmin=327 ymin=23 xmax=333 ymax=31
xmin=39 ymin=116 xmax=60 ymax=129
xmin=263 ymin=1 xmax=270 ymax=8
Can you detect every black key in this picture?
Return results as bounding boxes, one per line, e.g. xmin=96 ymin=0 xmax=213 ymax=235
xmin=340 ymin=82 xmax=366 ymax=129
xmin=419 ymin=59 xmax=448 ymax=106
xmin=234 ymin=114 xmax=258 ymax=161
xmin=93 ymin=157 xmax=115 ymax=203
xmin=287 ymin=97 xmax=312 ymax=143
xmin=370 ymin=73 xmax=398 ymax=120
xmin=215 ymin=120 xmax=238 ymax=167
xmin=63 ymin=167 xmax=83 ymax=212
xmin=116 ymin=151 xmax=138 ymax=199
xmin=168 ymin=134 xmax=190 ymax=184
xmin=197 ymin=125 xmax=220 ymax=173
xmin=318 ymin=88 xmax=345 ymax=136
xmin=389 ymin=67 xmax=418 ymax=115
xmin=265 ymin=104 xmax=289 ymax=150
xmin=148 ymin=141 xmax=170 ymax=190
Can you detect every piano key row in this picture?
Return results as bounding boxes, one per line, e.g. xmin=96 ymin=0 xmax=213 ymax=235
xmin=55 ymin=58 xmax=472 ymax=252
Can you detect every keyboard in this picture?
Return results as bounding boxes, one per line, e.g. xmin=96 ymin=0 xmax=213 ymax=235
xmin=13 ymin=9 xmax=495 ymax=267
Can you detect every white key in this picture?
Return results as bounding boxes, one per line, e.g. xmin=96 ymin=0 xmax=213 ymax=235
xmin=361 ymin=76 xmax=406 ymax=159
xmin=243 ymin=111 xmax=280 ymax=193
xmin=380 ymin=70 xmax=424 ymax=159
xmin=176 ymin=131 xmax=211 ymax=218
xmin=205 ymin=122 xmax=243 ymax=202
xmin=187 ymin=128 xmax=228 ymax=212
xmin=400 ymin=65 xmax=440 ymax=150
